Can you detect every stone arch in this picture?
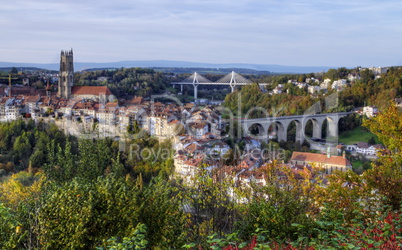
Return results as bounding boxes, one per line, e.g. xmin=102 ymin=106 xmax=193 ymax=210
xmin=243 ymin=107 xmax=270 ymax=140
xmin=268 ymin=121 xmax=286 ymax=142
xmin=246 ymin=122 xmax=266 ymax=139
xmin=286 ymin=119 xmax=304 ymax=143
xmin=304 ymin=117 xmax=322 ymax=139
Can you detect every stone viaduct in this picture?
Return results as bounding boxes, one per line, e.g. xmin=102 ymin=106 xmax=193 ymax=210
xmin=240 ymin=112 xmax=353 ymax=143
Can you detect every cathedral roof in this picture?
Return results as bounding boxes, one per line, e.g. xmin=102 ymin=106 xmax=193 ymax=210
xmin=71 ymin=86 xmax=113 ymax=96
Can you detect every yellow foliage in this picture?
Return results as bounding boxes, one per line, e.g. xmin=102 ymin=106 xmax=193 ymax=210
xmin=0 ymin=171 xmax=46 ymax=207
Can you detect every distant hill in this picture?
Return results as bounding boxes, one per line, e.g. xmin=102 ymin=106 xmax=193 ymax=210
xmin=0 ymin=60 xmax=333 ymax=74
xmin=81 ymin=67 xmax=272 ymax=75
xmin=0 ymin=67 xmax=58 ymax=74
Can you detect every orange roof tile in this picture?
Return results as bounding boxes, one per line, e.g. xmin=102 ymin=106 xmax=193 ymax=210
xmin=128 ymin=96 xmax=144 ymax=105
xmin=291 ymin=152 xmax=351 ymax=167
xmin=71 ymin=86 xmax=113 ymax=96
xmin=168 ymin=120 xmax=180 ymax=125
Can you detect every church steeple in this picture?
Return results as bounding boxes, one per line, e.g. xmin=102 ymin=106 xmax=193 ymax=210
xmin=8 ymin=74 xmax=12 ymax=97
xmin=46 ymin=78 xmax=51 ymax=97
xmin=58 ymin=49 xmax=74 ymax=99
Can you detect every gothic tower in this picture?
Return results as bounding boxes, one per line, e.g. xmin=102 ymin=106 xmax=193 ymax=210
xmin=58 ymin=49 xmax=74 ymax=99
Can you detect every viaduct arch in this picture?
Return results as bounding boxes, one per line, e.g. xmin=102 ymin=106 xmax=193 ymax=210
xmin=241 ymin=112 xmax=352 ymax=143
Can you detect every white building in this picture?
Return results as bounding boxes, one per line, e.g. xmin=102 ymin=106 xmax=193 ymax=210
xmin=308 ymin=85 xmax=321 ymax=94
xmin=332 ymin=79 xmax=347 ymax=91
xmin=356 ymin=142 xmax=384 ymax=156
xmin=362 ymin=106 xmax=378 ymax=117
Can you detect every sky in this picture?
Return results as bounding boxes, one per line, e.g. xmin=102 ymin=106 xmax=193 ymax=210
xmin=1 ymin=0 xmax=402 ymax=67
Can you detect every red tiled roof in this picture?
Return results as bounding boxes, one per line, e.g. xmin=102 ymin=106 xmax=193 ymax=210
xmin=184 ymin=103 xmax=195 ymax=109
xmin=175 ymin=155 xmax=187 ymax=161
xmin=188 ymin=122 xmax=206 ymax=129
xmin=71 ymin=86 xmax=113 ymax=96
xmin=168 ymin=120 xmax=180 ymax=125
xmin=291 ymin=152 xmax=351 ymax=167
xmin=128 ymin=96 xmax=144 ymax=105
xmin=24 ymin=95 xmax=40 ymax=103
xmin=183 ymin=157 xmax=203 ymax=167
xmin=185 ymin=143 xmax=203 ymax=154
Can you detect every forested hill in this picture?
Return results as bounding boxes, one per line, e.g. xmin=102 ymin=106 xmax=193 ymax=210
xmin=224 ymin=83 xmax=321 ymax=117
xmin=339 ymin=67 xmax=402 ymax=109
xmin=224 ymin=67 xmax=402 ymax=118
xmin=74 ymin=68 xmax=174 ymax=98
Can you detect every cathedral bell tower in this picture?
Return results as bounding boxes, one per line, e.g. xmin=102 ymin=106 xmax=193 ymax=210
xmin=58 ymin=49 xmax=74 ymax=99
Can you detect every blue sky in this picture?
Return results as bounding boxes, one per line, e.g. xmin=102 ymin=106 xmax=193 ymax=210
xmin=1 ymin=0 xmax=402 ymax=67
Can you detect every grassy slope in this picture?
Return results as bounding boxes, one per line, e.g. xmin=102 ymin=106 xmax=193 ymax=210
xmin=338 ymin=126 xmax=381 ymax=145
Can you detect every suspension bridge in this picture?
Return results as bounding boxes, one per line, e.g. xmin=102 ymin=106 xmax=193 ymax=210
xmin=171 ymin=71 xmax=268 ymax=99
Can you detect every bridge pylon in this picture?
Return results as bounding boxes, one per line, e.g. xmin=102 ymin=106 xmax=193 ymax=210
xmin=216 ymin=71 xmax=252 ymax=92
xmin=181 ymin=72 xmax=212 ymax=100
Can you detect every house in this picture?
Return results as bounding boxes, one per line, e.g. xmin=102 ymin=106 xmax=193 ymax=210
xmin=362 ymin=106 xmax=378 ymax=117
xmin=167 ymin=120 xmax=184 ymax=136
xmin=345 ymin=144 xmax=357 ymax=152
xmin=320 ymin=79 xmax=332 ymax=90
xmin=290 ymin=151 xmax=352 ymax=174
xmin=297 ymin=82 xmax=307 ymax=89
xmin=308 ymin=85 xmax=321 ymax=94
xmin=147 ymin=112 xmax=177 ymax=137
xmin=184 ymin=142 xmax=204 ymax=156
xmin=208 ymin=141 xmax=230 ymax=157
xmin=186 ymin=121 xmax=208 ymax=139
xmin=347 ymin=74 xmax=360 ymax=82
xmin=272 ymin=84 xmax=284 ymax=94
xmin=23 ymin=95 xmax=41 ymax=115
xmin=244 ymin=138 xmax=261 ymax=152
xmin=367 ymin=67 xmax=388 ymax=75
xmin=174 ymin=154 xmax=188 ymax=177
xmin=175 ymin=154 xmax=204 ymax=184
xmin=236 ymin=153 xmax=260 ymax=170
xmin=356 ymin=142 xmax=384 ymax=156
xmin=127 ymin=96 xmax=144 ymax=106
xmin=96 ymin=102 xmax=118 ymax=124
xmin=0 ymin=97 xmax=9 ymax=122
xmin=331 ymin=79 xmax=347 ymax=91
xmin=394 ymin=98 xmax=402 ymax=107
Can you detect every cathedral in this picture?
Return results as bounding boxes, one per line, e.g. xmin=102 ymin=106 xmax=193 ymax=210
xmin=58 ymin=49 xmax=115 ymax=103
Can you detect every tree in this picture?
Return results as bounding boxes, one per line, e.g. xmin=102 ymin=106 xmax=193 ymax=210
xmin=98 ymin=223 xmax=148 ymax=250
xmin=0 ymin=171 xmax=45 ymax=208
xmin=10 ymin=67 xmax=18 ymax=74
xmin=137 ymin=176 xmax=187 ymax=248
xmin=37 ymin=176 xmax=141 ymax=249
xmin=363 ymin=104 xmax=402 ymax=210
xmin=237 ymin=162 xmax=317 ymax=240
xmin=0 ymin=203 xmax=19 ymax=249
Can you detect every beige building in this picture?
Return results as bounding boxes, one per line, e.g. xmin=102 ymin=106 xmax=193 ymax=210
xmin=71 ymin=86 xmax=116 ymax=103
xmin=290 ymin=151 xmax=352 ymax=174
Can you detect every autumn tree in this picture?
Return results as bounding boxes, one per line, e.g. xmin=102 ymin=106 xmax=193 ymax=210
xmin=363 ymin=103 xmax=402 ymax=210
xmin=37 ymin=175 xmax=141 ymax=249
